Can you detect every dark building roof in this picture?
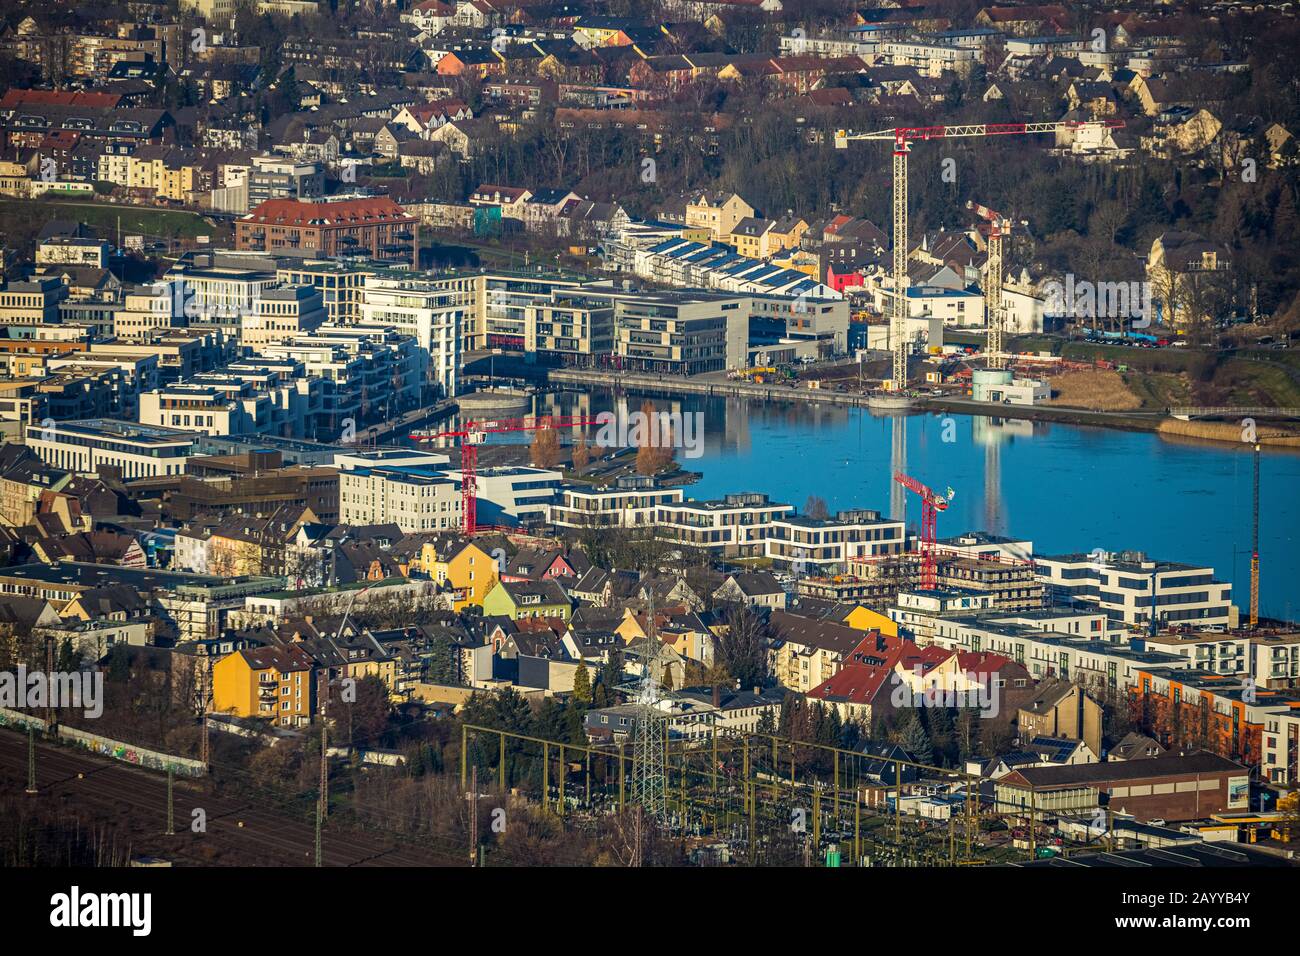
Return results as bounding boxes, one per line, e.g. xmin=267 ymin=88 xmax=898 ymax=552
xmin=1004 ymin=752 xmax=1246 ymax=790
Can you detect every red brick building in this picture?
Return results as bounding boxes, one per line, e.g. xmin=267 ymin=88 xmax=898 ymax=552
xmin=235 ymin=197 xmax=419 ymax=266
xmin=997 ymin=752 xmax=1251 ymax=822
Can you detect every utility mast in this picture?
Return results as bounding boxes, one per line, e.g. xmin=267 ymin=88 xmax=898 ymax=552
xmin=631 ymin=591 xmax=667 ymax=822
xmin=1250 ymin=443 xmax=1260 ymax=628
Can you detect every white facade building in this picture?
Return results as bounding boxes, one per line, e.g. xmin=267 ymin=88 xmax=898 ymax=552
xmin=359 ymin=275 xmax=461 ymax=398
xmin=338 ymin=466 xmax=462 ymax=532
xmin=1035 ymin=552 xmax=1237 ymax=630
xmin=25 ymin=418 xmax=195 ymax=478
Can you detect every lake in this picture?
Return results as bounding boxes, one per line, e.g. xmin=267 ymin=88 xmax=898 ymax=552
xmin=503 ymin=388 xmax=1300 ymax=620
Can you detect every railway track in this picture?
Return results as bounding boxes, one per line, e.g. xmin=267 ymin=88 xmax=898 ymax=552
xmin=0 ymin=729 xmax=463 ymax=867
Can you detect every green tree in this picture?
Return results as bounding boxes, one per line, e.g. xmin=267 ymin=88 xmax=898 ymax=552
xmin=716 ymin=604 xmax=771 ymax=690
xmin=572 ymin=663 xmax=592 ymax=704
xmin=895 ymin=710 xmax=933 ymax=766
xmin=54 ymin=638 xmax=82 ymax=673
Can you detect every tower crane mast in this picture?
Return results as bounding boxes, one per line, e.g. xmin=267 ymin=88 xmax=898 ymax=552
xmin=835 ymin=119 xmax=1124 ymax=391
xmin=894 ymin=472 xmax=954 ymax=591
xmin=967 ymin=200 xmax=1012 ymax=370
xmin=411 ymin=415 xmax=602 ymax=534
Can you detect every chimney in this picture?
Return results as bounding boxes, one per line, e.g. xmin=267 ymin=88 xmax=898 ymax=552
xmin=712 ymin=684 xmax=721 ymax=708
xmin=752 ymin=686 xmax=760 ymax=697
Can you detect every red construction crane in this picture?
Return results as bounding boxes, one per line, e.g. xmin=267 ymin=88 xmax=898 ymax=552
xmin=410 ymin=415 xmax=601 ymax=534
xmin=835 ymin=119 xmax=1125 ymax=391
xmin=894 ymin=472 xmax=954 ymax=591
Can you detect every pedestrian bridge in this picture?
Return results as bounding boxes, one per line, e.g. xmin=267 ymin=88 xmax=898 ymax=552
xmin=1170 ymin=407 xmax=1300 ymax=421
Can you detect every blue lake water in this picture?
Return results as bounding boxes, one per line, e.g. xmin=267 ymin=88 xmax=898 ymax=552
xmin=507 ymin=389 xmax=1300 ymax=620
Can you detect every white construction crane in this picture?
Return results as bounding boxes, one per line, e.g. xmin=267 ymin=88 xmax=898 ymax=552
xmin=835 ymin=120 xmax=1124 ymax=390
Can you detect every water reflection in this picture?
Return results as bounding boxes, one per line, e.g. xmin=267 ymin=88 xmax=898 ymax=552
xmin=461 ymin=386 xmax=1297 ymax=618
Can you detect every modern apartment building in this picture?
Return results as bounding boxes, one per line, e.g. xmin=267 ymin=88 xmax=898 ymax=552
xmin=139 ymin=380 xmax=273 ymax=437
xmin=548 ymin=475 xmax=687 ymax=529
xmin=276 ymin=260 xmax=368 ymax=323
xmin=1251 ymin=633 xmax=1300 ymax=689
xmin=765 ymin=510 xmax=906 ymax=570
xmin=145 ymin=355 xmax=326 ymax=437
xmin=240 ymin=284 xmax=327 ymax=351
xmin=0 ymin=278 xmax=67 ymax=325
xmin=1135 ymin=631 xmax=1253 ymax=677
xmin=916 ymin=610 xmax=1191 ymax=695
xmin=613 ymin=291 xmax=748 ymax=375
xmin=547 ymin=481 xmax=903 ymax=570
xmin=338 ymin=465 xmax=462 ymax=532
xmin=263 ymin=326 xmax=422 ymax=434
xmin=25 ymin=418 xmax=196 ymax=478
xmin=428 ymin=271 xmax=587 ymax=353
xmin=653 ymin=492 xmax=795 ymax=557
xmin=164 ymin=261 xmax=279 ymax=320
xmin=443 ymin=466 xmax=562 ymax=524
xmin=247 ymin=154 xmax=324 ymax=207
xmin=359 ymin=275 xmax=461 ymax=398
xmin=878 ymin=40 xmax=979 ymax=76
xmin=1035 ymin=551 xmax=1236 ymax=630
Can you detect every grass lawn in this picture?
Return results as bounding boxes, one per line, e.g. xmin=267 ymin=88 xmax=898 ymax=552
xmin=1214 ymin=358 xmax=1300 ymax=407
xmin=1122 ymin=370 xmax=1191 ymax=409
xmin=0 ymin=197 xmax=224 ymax=246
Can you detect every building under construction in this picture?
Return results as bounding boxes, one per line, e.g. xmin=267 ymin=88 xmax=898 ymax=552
xmin=796 ymin=552 xmax=1043 ymax=611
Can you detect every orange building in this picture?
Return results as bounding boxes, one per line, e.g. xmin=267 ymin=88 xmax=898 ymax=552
xmin=1128 ymin=667 xmax=1298 ymax=769
xmin=212 ymin=645 xmax=318 ymax=728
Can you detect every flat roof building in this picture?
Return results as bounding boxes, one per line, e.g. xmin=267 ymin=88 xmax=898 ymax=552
xmin=25 ymin=417 xmax=196 ymax=478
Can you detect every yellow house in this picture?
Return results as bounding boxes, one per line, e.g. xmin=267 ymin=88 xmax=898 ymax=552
xmin=0 ymin=159 xmax=31 ymax=197
xmin=212 ymin=645 xmax=317 ymax=727
xmin=421 ymin=537 xmax=497 ymax=611
xmin=345 ymin=657 xmax=398 ymax=697
xmin=768 ymin=215 xmax=809 ymax=251
xmin=656 ymin=613 xmax=716 ymax=666
xmin=127 ymin=147 xmax=202 ymax=202
xmin=616 ymin=608 xmax=648 ymax=644
xmin=573 ymin=22 xmax=624 ymax=46
xmin=771 ymin=247 xmax=821 ymax=278
xmin=685 ymin=191 xmax=755 ymax=239
xmin=208 ymin=531 xmax=267 ymax=577
xmin=482 ymin=579 xmax=572 ymax=622
xmin=722 ymin=217 xmax=779 ymax=259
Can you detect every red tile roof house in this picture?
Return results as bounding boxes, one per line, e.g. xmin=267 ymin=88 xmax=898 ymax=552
xmin=807 ymin=632 xmax=1034 ymax=726
xmin=234 ymin=197 xmax=419 ymax=266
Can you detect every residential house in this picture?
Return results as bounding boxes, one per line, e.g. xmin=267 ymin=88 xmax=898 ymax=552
xmin=211 ymin=644 xmax=317 ymax=727
xmin=713 ymin=571 xmax=787 ymax=610
xmin=482 ymin=578 xmax=573 ymax=622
